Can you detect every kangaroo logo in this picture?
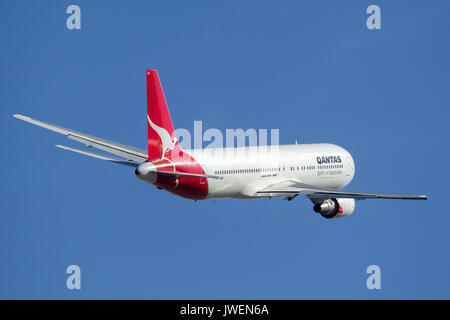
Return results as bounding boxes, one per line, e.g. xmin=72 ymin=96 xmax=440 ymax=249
xmin=147 ymin=115 xmax=177 ymax=159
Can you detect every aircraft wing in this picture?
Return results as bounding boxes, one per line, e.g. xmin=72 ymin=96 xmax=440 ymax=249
xmin=13 ymin=114 xmax=147 ymax=163
xmin=257 ymin=181 xmax=428 ymax=200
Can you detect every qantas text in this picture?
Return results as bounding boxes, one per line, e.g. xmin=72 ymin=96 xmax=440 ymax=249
xmin=316 ymin=155 xmax=342 ymax=165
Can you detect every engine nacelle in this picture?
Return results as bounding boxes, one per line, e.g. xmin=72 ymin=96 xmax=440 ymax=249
xmin=313 ymin=198 xmax=355 ymax=219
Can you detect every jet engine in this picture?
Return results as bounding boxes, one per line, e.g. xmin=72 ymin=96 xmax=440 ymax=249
xmin=313 ymin=198 xmax=355 ymax=219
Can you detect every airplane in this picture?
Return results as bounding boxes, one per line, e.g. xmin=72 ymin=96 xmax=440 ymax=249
xmin=13 ymin=70 xmax=427 ymax=219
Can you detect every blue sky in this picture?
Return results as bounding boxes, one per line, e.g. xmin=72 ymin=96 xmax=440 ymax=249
xmin=1 ymin=0 xmax=449 ymax=299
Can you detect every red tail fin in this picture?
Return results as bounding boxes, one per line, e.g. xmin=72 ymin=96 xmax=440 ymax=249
xmin=146 ymin=70 xmax=177 ymax=161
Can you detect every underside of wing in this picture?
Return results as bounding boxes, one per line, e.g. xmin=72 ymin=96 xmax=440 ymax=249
xmin=14 ymin=114 xmax=147 ymax=163
xmin=257 ymin=181 xmax=428 ymax=200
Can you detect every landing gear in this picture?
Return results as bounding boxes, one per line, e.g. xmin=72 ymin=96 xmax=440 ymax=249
xmin=283 ymin=194 xmax=298 ymax=201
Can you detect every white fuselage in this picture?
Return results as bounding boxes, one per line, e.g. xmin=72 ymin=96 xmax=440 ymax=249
xmin=188 ymin=143 xmax=355 ymax=199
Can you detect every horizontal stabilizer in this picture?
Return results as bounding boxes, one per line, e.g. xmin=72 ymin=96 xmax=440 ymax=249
xmin=55 ymin=145 xmax=139 ymax=167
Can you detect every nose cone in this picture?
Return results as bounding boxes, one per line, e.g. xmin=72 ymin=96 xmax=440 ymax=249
xmin=135 ymin=162 xmax=158 ymax=184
